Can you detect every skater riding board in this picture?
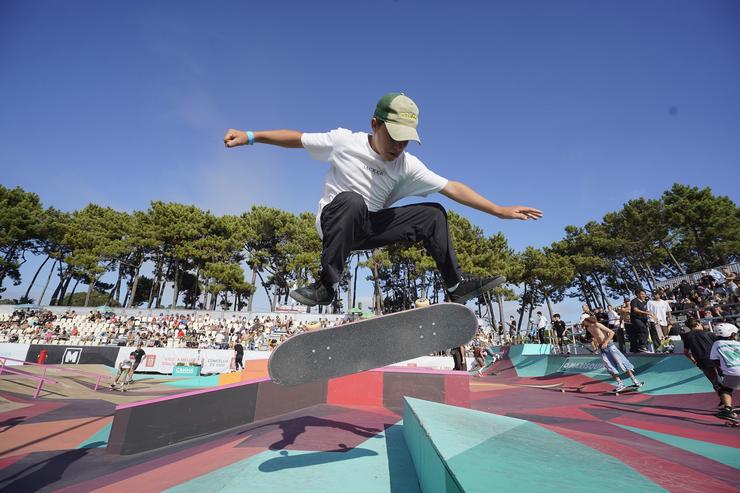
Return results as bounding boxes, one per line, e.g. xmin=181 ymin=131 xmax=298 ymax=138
xmin=609 ymin=383 xmax=643 ymax=396
xmin=269 ymin=303 xmax=477 ymax=386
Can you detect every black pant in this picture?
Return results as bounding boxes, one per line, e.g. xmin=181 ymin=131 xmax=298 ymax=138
xmin=451 ymin=346 xmax=466 ymax=371
xmin=235 ymin=355 xmax=244 ymax=370
xmin=319 ymin=192 xmax=462 ymax=287
xmin=632 ymin=318 xmax=649 ymax=351
xmin=624 ymin=323 xmax=636 ymax=352
xmin=612 ymin=325 xmax=626 ymax=353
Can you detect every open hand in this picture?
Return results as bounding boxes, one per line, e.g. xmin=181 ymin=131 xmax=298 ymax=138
xmin=223 ymin=129 xmax=248 ymax=148
xmin=499 ymin=206 xmax=543 ymax=220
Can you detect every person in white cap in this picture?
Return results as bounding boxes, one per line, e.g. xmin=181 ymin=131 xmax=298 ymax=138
xmin=224 ymin=93 xmax=542 ymax=307
xmin=709 ymin=322 xmax=740 ymax=421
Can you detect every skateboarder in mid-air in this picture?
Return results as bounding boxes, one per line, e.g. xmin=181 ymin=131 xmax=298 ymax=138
xmin=224 ymin=92 xmax=542 ymax=307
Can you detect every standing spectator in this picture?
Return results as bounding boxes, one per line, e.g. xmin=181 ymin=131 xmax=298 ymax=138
xmin=551 ymin=314 xmax=567 ymax=353
xmin=647 ymin=292 xmax=673 ymax=350
xmin=126 ymin=342 xmax=146 ymax=384
xmin=234 ymin=340 xmax=245 ymax=371
xmin=578 ymin=303 xmax=592 ymax=325
xmin=618 ymin=298 xmax=634 ymax=352
xmin=536 ymin=311 xmax=548 ymax=344
xmin=607 ymin=305 xmax=626 ymax=354
xmin=631 ymin=289 xmax=656 ymax=353
xmin=709 ymin=323 xmax=740 ymax=421
xmin=507 ymin=316 xmax=518 ymax=343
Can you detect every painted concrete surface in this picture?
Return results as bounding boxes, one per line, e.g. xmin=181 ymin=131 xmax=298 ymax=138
xmin=0 ymin=349 xmax=738 ymax=492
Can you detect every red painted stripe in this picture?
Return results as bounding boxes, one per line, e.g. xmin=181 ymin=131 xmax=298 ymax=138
xmin=543 ymin=423 xmax=739 ymax=493
xmin=611 ymin=416 xmax=740 ymax=448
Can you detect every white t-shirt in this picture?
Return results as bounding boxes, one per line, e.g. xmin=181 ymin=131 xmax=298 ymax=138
xmin=537 ymin=315 xmax=548 ymax=329
xmin=710 ymin=340 xmax=740 ymax=377
xmin=647 ymin=299 xmax=672 ymax=326
xmin=301 ymin=128 xmax=449 ymax=237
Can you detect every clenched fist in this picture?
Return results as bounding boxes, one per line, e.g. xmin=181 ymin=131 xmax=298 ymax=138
xmin=223 ymin=129 xmax=248 ymax=148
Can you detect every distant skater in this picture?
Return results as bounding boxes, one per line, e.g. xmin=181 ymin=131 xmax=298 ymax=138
xmin=125 ymin=342 xmax=145 ymax=384
xmin=111 ymin=352 xmax=135 ymax=389
xmin=581 ymin=316 xmax=643 ymax=392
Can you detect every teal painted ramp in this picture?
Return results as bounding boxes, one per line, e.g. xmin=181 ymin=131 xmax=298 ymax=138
xmin=507 ymin=345 xmax=713 ymax=395
xmin=402 ymin=397 xmax=666 ymax=493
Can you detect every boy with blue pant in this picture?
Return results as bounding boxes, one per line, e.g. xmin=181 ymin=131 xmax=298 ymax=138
xmin=581 ymin=316 xmax=643 ymax=392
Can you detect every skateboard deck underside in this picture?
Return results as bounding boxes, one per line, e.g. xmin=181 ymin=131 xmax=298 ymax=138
xmin=269 ymin=303 xmax=477 ymax=386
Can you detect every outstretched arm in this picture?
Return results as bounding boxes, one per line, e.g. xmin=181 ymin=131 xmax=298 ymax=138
xmin=440 ymin=180 xmax=543 ymax=220
xmin=223 ymin=129 xmax=304 ymax=148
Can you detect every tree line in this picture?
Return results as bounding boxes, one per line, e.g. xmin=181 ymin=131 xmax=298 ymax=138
xmin=0 ymin=183 xmax=737 ymax=325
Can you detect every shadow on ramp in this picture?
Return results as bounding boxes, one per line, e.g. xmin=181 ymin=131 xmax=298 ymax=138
xmin=258 ymin=446 xmax=378 ymax=472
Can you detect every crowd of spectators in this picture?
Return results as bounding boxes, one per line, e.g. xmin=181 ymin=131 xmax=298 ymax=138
xmin=0 ymin=308 xmax=348 ymax=351
xmin=663 ymin=267 xmax=739 ymax=326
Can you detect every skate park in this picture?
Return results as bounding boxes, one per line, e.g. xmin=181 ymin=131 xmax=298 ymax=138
xmin=3 ymin=1 xmax=739 ymax=492
xmin=1 ymin=342 xmax=737 ymax=493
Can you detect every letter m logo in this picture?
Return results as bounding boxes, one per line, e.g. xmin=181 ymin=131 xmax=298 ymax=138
xmin=62 ymin=348 xmax=82 ymax=364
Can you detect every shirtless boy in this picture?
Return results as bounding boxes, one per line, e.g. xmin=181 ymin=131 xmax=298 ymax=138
xmin=581 ymin=316 xmax=643 ymax=392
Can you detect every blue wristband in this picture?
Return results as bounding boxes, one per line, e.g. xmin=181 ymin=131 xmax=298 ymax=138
xmin=246 ymin=131 xmax=255 ymax=145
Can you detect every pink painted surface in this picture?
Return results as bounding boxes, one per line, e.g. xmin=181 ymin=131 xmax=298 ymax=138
xmin=115 ymin=376 xmax=271 ymax=410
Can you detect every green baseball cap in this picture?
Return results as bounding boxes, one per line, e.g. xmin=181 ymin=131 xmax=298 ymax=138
xmin=373 ymin=92 xmax=420 ymax=143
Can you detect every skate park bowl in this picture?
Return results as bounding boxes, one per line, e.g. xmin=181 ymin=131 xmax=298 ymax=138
xmin=0 ymin=345 xmax=738 ymax=492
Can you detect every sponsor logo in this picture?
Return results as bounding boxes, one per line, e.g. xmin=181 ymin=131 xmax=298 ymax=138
xmin=62 ymin=348 xmax=82 ymax=364
xmin=144 ymin=355 xmax=156 ymax=367
xmin=363 ymin=164 xmax=386 ymax=176
xmin=558 ymin=358 xmax=607 ymax=374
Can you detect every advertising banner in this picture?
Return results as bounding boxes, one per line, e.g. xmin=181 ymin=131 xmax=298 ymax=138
xmin=26 ymin=344 xmax=120 ymax=366
xmin=114 ymin=347 xmax=270 ymax=374
xmin=0 ymin=343 xmax=30 ymax=365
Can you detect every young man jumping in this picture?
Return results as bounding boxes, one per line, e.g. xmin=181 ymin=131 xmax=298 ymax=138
xmin=224 ymin=93 xmax=542 ymax=306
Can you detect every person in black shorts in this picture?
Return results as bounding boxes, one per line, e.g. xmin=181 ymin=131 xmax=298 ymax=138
xmin=681 ymin=318 xmax=722 ymax=401
xmin=552 ymin=313 xmax=567 ymax=352
xmin=126 ymin=342 xmax=146 ymax=384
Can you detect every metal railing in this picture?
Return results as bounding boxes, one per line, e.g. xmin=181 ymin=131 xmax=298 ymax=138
xmin=655 ymin=263 xmax=739 ymax=290
xmin=0 ymin=358 xmax=61 ymax=398
xmin=0 ymin=356 xmax=111 ymax=394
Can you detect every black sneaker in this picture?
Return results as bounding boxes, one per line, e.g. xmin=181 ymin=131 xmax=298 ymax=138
xmin=717 ymin=407 xmax=738 ymax=420
xmin=448 ymin=275 xmax=506 ymax=304
xmin=290 ymin=281 xmax=335 ymax=306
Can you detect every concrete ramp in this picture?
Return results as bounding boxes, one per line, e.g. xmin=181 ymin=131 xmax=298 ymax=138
xmin=402 ymin=397 xmax=666 ymax=493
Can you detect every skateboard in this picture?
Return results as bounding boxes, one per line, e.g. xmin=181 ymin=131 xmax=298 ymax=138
xmin=721 ymin=417 xmax=739 ymax=428
xmin=109 ymin=383 xmax=129 ymax=392
xmin=516 ymin=382 xmax=585 ymax=393
xmin=609 ymin=383 xmax=643 ymax=396
xmin=268 ymin=303 xmax=477 ymax=386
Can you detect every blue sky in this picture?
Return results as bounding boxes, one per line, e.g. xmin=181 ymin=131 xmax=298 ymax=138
xmin=1 ymin=1 xmax=738 ymax=321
